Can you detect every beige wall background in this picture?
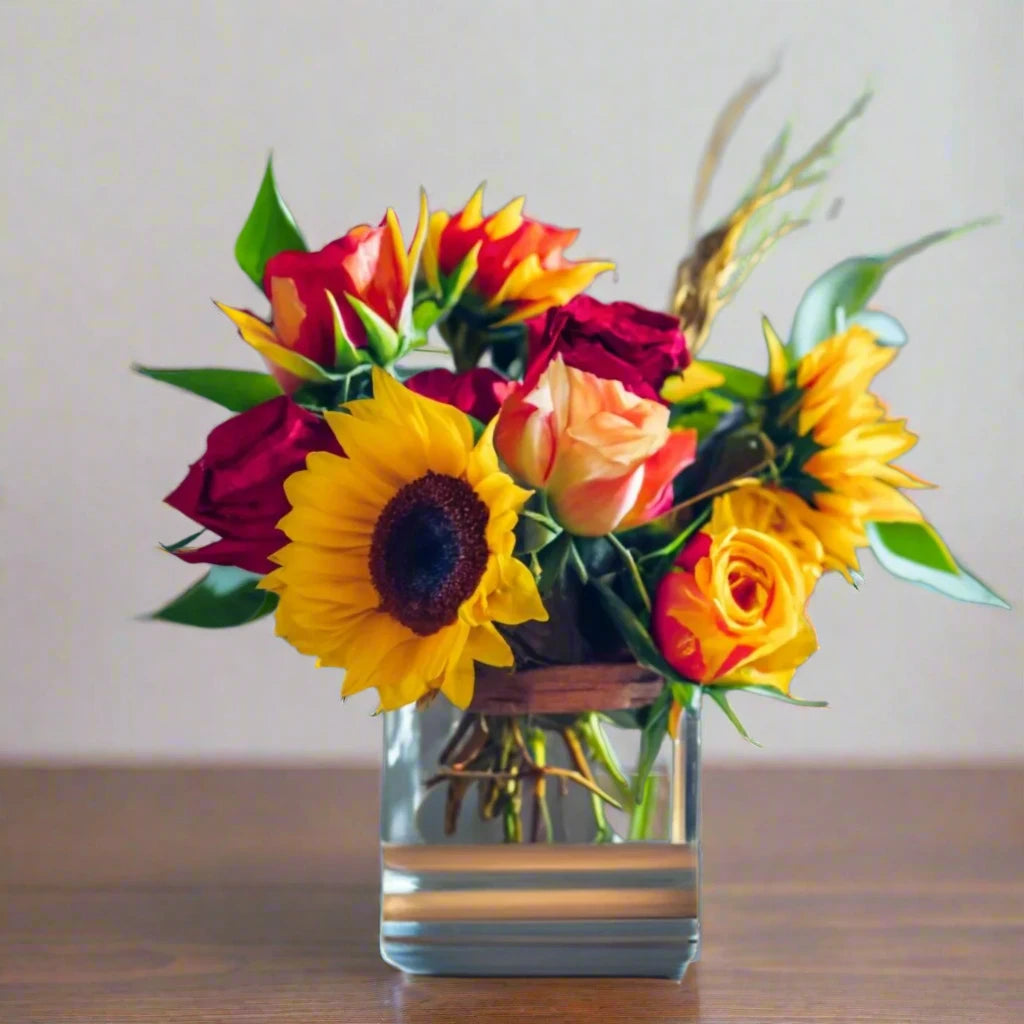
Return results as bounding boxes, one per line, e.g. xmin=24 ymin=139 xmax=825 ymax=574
xmin=2 ymin=0 xmax=1021 ymax=763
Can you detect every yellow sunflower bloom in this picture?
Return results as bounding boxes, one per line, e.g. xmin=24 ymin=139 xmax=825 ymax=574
xmin=771 ymin=324 xmax=931 ymax=575
xmin=262 ymin=368 xmax=548 ymax=711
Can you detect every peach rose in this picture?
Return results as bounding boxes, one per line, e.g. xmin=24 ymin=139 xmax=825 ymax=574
xmin=494 ymin=356 xmax=696 ymax=536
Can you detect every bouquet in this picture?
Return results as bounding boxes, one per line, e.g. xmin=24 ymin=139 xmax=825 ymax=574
xmin=139 ymin=88 xmax=1006 ymax=843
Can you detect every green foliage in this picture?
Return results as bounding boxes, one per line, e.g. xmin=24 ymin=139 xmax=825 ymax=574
xmin=699 ymin=360 xmax=768 ymax=401
xmin=346 ymin=295 xmax=400 ymax=365
xmin=866 ymin=521 xmax=1008 ymax=608
xmin=145 ymin=566 xmax=278 ymax=628
xmin=705 ymin=687 xmax=761 ymax=746
xmin=711 ymin=683 xmax=827 ymax=708
xmin=234 ymin=156 xmax=307 ymax=288
xmin=787 ymin=219 xmax=994 ymax=359
xmin=132 ymin=365 xmax=282 ymax=412
xmin=669 ymin=389 xmax=736 ymax=443
xmin=159 ymin=529 xmax=206 ymax=554
xmin=324 ymin=292 xmax=365 ymax=372
xmin=846 ymin=310 xmax=907 ymax=347
xmin=590 ymin=580 xmax=677 ymax=680
xmin=633 ymin=684 xmax=673 ymax=801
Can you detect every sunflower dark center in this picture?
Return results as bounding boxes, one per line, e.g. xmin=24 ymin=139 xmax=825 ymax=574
xmin=369 ymin=472 xmax=489 ymax=636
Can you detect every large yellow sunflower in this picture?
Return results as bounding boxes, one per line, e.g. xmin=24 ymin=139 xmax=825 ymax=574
xmin=262 ymin=368 xmax=547 ymax=711
xmin=766 ymin=324 xmax=931 ymax=575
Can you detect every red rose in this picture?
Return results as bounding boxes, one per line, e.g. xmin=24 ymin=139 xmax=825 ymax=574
xmin=218 ymin=208 xmax=422 ymax=393
xmin=165 ymin=396 xmax=340 ymax=575
xmin=527 ymin=295 xmax=690 ymax=402
xmin=405 ymin=367 xmax=513 ymax=422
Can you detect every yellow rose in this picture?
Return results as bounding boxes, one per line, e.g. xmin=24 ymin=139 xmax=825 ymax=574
xmin=652 ymin=509 xmax=818 ymax=692
xmin=714 ymin=482 xmax=825 ymax=589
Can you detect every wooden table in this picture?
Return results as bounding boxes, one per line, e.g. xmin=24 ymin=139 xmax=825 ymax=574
xmin=1 ymin=766 xmax=1020 ymax=1022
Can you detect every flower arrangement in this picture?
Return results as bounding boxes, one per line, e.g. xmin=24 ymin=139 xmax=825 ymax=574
xmin=139 ymin=89 xmax=1006 ymax=844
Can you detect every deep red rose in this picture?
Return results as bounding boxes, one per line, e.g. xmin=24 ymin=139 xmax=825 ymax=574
xmin=526 ymin=294 xmax=690 ymax=402
xmin=164 ymin=396 xmax=341 ymax=575
xmin=405 ymin=367 xmax=513 ymax=423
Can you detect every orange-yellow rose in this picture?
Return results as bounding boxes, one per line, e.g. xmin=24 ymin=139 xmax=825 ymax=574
xmin=494 ymin=356 xmax=697 ymax=536
xmin=652 ymin=497 xmax=818 ymax=692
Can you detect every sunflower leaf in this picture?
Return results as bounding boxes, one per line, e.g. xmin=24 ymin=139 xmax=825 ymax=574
xmin=866 ymin=520 xmax=1009 ymax=608
xmin=132 ymin=365 xmax=283 ymax=412
xmin=144 ymin=566 xmax=277 ymax=628
xmin=235 ymin=156 xmax=307 ymax=289
xmin=788 ymin=218 xmax=995 ymax=359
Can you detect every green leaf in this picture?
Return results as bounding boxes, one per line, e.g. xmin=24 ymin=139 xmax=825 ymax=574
xmin=706 ymin=687 xmax=761 ymax=746
xmin=590 ymin=579 xmax=677 ymax=680
xmin=711 ymin=682 xmax=827 ymax=708
xmin=847 ymin=310 xmax=907 ymax=347
xmin=866 ymin=521 xmax=1009 ymax=608
xmin=441 ymin=244 xmax=481 ymax=311
xmin=132 ymin=365 xmax=282 ymax=412
xmin=323 ymin=291 xmax=364 ymax=372
xmin=234 ymin=156 xmax=307 ymax=289
xmin=145 ymin=566 xmax=278 ymax=628
xmin=536 ymin=532 xmax=574 ymax=596
xmin=515 ymin=512 xmax=562 ymax=556
xmin=699 ymin=360 xmax=767 ymax=401
xmin=788 ymin=218 xmax=995 ymax=359
xmin=634 ymin=684 xmax=672 ymax=801
xmin=668 ymin=407 xmax=724 ymax=442
xmin=159 ymin=528 xmax=206 ymax=554
xmin=346 ymin=295 xmax=400 ymax=365
xmin=412 ymin=298 xmax=442 ymax=334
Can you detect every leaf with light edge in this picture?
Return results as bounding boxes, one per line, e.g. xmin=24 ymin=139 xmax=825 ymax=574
xmin=787 ymin=218 xmax=995 ymax=359
xmin=866 ymin=521 xmax=1008 ymax=608
xmin=145 ymin=566 xmax=278 ymax=628
xmin=235 ymin=156 xmax=307 ymax=288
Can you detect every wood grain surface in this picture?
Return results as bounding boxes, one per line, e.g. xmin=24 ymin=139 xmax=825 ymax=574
xmin=1 ymin=765 xmax=1021 ymax=1022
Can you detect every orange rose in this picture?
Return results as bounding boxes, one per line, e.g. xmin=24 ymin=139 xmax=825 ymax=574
xmin=494 ymin=356 xmax=696 ymax=536
xmin=653 ymin=496 xmax=818 ymax=692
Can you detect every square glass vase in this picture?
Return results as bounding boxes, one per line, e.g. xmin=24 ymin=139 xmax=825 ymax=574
xmin=378 ymin=663 xmax=701 ymax=979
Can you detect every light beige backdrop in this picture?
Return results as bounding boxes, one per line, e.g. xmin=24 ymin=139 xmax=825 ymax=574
xmin=2 ymin=0 xmax=1021 ymax=763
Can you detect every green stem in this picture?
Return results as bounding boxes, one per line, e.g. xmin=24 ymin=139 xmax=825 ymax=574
xmin=628 ymin=774 xmax=658 ymax=840
xmin=590 ymin=792 xmax=615 ymax=843
xmin=577 ymin=714 xmax=632 ymax=808
xmin=520 ymin=509 xmax=561 ymax=531
xmin=637 ymin=507 xmax=711 ymax=567
xmin=568 ymin=539 xmax=589 ymax=584
xmin=607 ymin=532 xmax=651 ymax=612
xmin=527 ymin=728 xmax=553 ymax=843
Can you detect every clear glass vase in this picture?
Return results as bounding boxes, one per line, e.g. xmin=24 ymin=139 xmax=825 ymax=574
xmin=378 ymin=668 xmax=701 ymax=979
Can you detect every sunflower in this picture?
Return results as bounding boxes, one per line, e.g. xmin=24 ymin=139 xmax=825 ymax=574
xmin=262 ymin=367 xmax=548 ymax=711
xmin=765 ymin=324 xmax=931 ymax=575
